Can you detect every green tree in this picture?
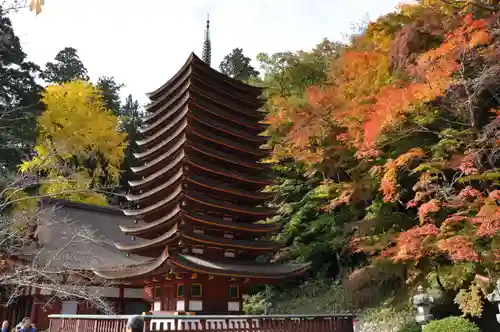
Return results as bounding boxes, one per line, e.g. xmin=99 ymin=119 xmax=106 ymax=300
xmin=114 ymin=94 xmax=143 ymax=206
xmin=257 ymin=39 xmax=344 ymax=98
xmin=42 ymin=47 xmax=89 ymax=84
xmin=219 ymin=48 xmax=259 ymax=81
xmin=0 ymin=11 xmax=43 ymax=170
xmin=96 ymin=76 xmax=124 ymax=116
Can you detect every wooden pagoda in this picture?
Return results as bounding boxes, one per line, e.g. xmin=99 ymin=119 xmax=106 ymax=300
xmin=92 ymin=53 xmax=309 ymax=314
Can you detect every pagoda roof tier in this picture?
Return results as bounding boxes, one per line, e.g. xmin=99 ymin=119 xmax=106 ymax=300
xmin=129 ymin=151 xmax=272 ymax=191
xmin=143 ymin=87 xmax=266 ymax=135
xmin=113 ymin=222 xmax=284 ymax=255
xmin=133 ymin=133 xmax=271 ymax=177
xmin=186 ymin=174 xmax=274 ymax=201
xmin=146 ymin=53 xmax=263 ymax=105
xmin=136 ymin=105 xmax=188 ymax=147
xmin=92 ymin=248 xmax=310 ymax=281
xmin=119 ymin=204 xmax=181 ymax=236
xmin=136 ymin=120 xmax=268 ymax=163
xmin=125 ymin=168 xmax=182 ymax=202
xmin=182 ymin=211 xmax=282 ymax=234
xmin=120 ymin=207 xmax=282 ymax=237
xmin=142 ymin=83 xmax=190 ymax=127
xmin=146 ymin=76 xmax=266 ymax=119
xmin=189 ymin=110 xmax=268 ymax=144
xmin=92 ymin=248 xmax=172 ymax=281
xmin=138 ymin=106 xmax=267 ymax=151
xmin=141 ymin=93 xmax=267 ymax=146
xmin=144 ymin=66 xmax=265 ymax=120
xmin=123 ymin=187 xmax=276 ymax=219
xmin=127 ymin=168 xmax=273 ymax=204
xmin=128 ymin=150 xmax=185 ymax=189
xmin=186 ymin=142 xmax=269 ymax=171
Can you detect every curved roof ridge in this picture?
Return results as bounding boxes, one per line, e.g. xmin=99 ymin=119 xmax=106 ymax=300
xmin=144 ymin=81 xmax=190 ymax=123
xmin=182 ymin=230 xmax=284 ymax=251
xmin=186 ymin=154 xmax=272 ymax=185
xmin=126 ymin=168 xmax=183 ymax=202
xmin=185 ymin=191 xmax=276 ymax=216
xmin=119 ymin=204 xmax=181 ymax=235
xmin=123 ymin=185 xmax=182 ymax=217
xmin=114 ymin=223 xmax=180 ymax=252
xmin=146 ymin=53 xmax=194 ymax=99
xmin=128 ymin=150 xmax=184 ymax=188
xmin=134 ymin=126 xmax=186 ymax=161
xmin=170 ymin=252 xmax=310 ymax=279
xmin=131 ymin=136 xmax=186 ymax=174
xmin=138 ymin=103 xmax=189 ymax=140
xmin=186 ymin=174 xmax=273 ymax=200
xmin=92 ymin=248 xmax=172 ymax=280
xmin=183 ymin=211 xmax=282 ymax=233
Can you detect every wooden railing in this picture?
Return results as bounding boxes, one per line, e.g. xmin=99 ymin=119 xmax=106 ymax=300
xmin=48 ymin=313 xmax=355 ymax=332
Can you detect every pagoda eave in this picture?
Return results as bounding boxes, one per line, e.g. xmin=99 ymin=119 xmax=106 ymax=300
xmin=128 ymin=151 xmax=184 ymax=188
xmin=92 ymin=248 xmax=172 ymax=281
xmin=169 ymin=252 xmax=310 ymax=279
xmin=146 ymin=53 xmax=263 ymax=102
xmin=92 ymin=248 xmax=309 ymax=281
xmin=114 ymin=223 xmax=180 ymax=253
xmin=134 ymin=124 xmax=186 ymax=160
xmin=186 ymin=143 xmax=269 ymax=171
xmin=144 ymin=82 xmax=190 ymax=123
xmin=118 ymin=204 xmax=181 ymax=235
xmin=126 ymin=168 xmax=182 ymax=202
xmin=124 ymin=189 xmax=276 ymax=220
xmin=146 ymin=53 xmax=193 ymax=100
xmin=123 ymin=185 xmax=182 ymax=217
xmin=137 ymin=105 xmax=188 ymax=141
xmin=183 ymin=212 xmax=283 ymax=233
xmin=120 ymin=209 xmax=282 ymax=238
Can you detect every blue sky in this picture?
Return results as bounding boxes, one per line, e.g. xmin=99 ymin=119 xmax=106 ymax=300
xmin=10 ymin=0 xmax=403 ymax=105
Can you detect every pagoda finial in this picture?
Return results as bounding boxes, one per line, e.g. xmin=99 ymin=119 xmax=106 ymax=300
xmin=202 ymin=13 xmax=211 ymax=66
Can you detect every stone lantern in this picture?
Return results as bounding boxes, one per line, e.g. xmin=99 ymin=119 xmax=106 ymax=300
xmin=486 ymin=279 xmax=500 ymax=324
xmin=264 ymin=301 xmax=273 ymax=315
xmin=413 ymin=285 xmax=434 ymax=330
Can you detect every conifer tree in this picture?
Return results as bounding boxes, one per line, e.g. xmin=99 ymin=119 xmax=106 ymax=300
xmin=0 ymin=10 xmax=43 ymax=170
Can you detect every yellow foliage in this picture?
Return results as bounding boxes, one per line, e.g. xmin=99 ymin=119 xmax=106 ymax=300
xmin=454 ymin=282 xmax=484 ymax=318
xmin=19 ymin=81 xmax=127 ymax=206
xmin=2 ymin=189 xmax=38 ymax=213
xmin=29 ymin=0 xmax=45 ymax=15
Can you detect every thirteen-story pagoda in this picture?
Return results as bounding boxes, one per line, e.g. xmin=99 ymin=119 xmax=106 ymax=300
xmin=93 ymin=20 xmax=309 ymax=313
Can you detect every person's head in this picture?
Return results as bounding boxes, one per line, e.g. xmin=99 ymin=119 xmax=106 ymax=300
xmin=2 ymin=321 xmax=8 ymax=329
xmin=21 ymin=319 xmax=31 ymax=329
xmin=126 ymin=315 xmax=143 ymax=332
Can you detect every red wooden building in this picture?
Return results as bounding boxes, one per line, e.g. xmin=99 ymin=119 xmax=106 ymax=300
xmin=0 ymin=52 xmax=309 ymax=329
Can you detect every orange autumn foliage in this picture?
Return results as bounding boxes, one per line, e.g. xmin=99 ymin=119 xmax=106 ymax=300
xmin=266 ymin=14 xmax=492 ymax=162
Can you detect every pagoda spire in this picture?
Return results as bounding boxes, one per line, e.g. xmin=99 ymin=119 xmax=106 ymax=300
xmin=202 ymin=13 xmax=211 ymax=66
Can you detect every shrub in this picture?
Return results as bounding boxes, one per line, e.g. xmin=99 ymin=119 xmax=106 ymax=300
xmin=423 ymin=317 xmax=480 ymax=332
xmin=399 ymin=322 xmax=422 ymax=332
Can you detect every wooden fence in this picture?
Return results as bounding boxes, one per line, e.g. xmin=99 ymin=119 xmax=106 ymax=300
xmin=48 ymin=313 xmax=355 ymax=332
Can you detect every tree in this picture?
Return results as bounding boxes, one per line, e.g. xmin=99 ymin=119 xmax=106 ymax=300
xmin=261 ymin=2 xmax=500 ymax=318
xmin=0 ymin=10 xmax=43 ymax=171
xmin=257 ymin=39 xmax=344 ymax=98
xmin=18 ymin=81 xmax=127 ymax=206
xmin=42 ymin=47 xmax=89 ymax=84
xmin=219 ymin=48 xmax=260 ymax=81
xmin=113 ymin=94 xmax=143 ymax=206
xmin=96 ymin=76 xmax=124 ymax=116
